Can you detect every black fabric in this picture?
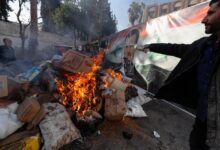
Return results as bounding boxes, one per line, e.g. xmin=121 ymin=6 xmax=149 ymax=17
xmin=155 ymin=65 xmax=198 ymax=109
xmin=189 ymin=118 xmax=209 ymax=150
xmin=149 ymin=37 xmax=210 ymax=108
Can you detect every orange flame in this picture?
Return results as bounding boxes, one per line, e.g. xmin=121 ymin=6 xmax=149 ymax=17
xmin=56 ymin=50 xmax=105 ymax=116
xmin=101 ymin=68 xmax=123 ymax=88
xmin=105 ymin=68 xmax=123 ymax=80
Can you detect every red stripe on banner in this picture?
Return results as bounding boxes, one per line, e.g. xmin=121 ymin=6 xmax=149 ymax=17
xmin=167 ymin=3 xmax=209 ymax=28
xmin=186 ymin=5 xmax=209 ymax=24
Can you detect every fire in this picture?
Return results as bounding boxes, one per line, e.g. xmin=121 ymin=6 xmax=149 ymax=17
xmin=56 ymin=50 xmax=105 ymax=116
xmin=105 ymin=68 xmax=122 ymax=80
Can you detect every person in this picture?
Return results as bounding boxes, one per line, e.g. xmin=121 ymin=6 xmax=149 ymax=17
xmin=0 ymin=38 xmax=16 ymax=64
xmin=130 ymin=0 xmax=220 ymax=149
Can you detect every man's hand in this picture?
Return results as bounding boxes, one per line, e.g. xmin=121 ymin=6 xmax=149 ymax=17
xmin=137 ymin=44 xmax=150 ymax=53
xmin=143 ymin=44 xmax=150 ymax=49
xmin=124 ymin=44 xmax=150 ymax=60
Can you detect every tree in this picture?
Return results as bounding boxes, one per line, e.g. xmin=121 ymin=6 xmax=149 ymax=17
xmin=28 ymin=0 xmax=38 ymax=57
xmin=40 ymin=0 xmax=61 ymax=32
xmin=97 ymin=0 xmax=117 ymax=37
xmin=16 ymin=0 xmax=30 ymax=54
xmin=79 ymin=0 xmax=117 ymax=40
xmin=128 ymin=2 xmax=142 ymax=26
xmin=53 ymin=2 xmax=83 ymax=35
xmin=139 ymin=2 xmax=146 ymax=24
xmin=52 ymin=0 xmax=117 ymax=42
xmin=0 ymin=0 xmax=14 ymax=21
xmin=79 ymin=0 xmax=98 ymax=41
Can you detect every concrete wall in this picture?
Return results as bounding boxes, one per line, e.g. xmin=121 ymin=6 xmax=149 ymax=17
xmin=0 ymin=21 xmax=77 ymax=50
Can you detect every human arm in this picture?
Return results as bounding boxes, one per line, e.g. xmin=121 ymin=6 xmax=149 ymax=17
xmin=143 ymin=43 xmax=191 ymax=58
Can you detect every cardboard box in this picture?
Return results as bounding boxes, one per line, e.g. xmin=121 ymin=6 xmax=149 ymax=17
xmin=16 ymin=96 xmax=41 ymax=123
xmin=104 ymin=90 xmax=126 ymax=121
xmin=106 ymin=76 xmax=127 ymax=92
xmin=27 ymin=107 xmax=45 ymax=130
xmin=59 ymin=50 xmax=93 ymax=73
xmin=0 ymin=76 xmax=8 ymax=98
xmin=0 ymin=75 xmax=23 ymax=98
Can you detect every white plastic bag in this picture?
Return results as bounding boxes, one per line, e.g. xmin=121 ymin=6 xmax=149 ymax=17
xmin=0 ymin=102 xmax=23 ymax=139
xmin=129 ymin=94 xmax=152 ymax=105
xmin=125 ymin=100 xmax=147 ymax=117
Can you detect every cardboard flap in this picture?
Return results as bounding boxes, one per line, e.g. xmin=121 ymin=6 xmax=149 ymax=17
xmin=0 ymin=75 xmax=8 ymax=98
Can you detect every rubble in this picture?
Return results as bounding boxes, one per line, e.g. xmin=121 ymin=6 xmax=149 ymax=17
xmin=0 ymin=75 xmax=8 ymax=97
xmin=0 ymin=129 xmax=38 ymax=147
xmin=0 ymin=49 xmax=156 ymax=149
xmin=104 ymin=90 xmax=126 ymax=121
xmin=58 ymin=50 xmax=93 ymax=73
xmin=0 ymin=132 xmax=40 ymax=150
xmin=27 ymin=106 xmax=45 ymax=130
xmin=0 ymin=60 xmax=34 ymax=77
xmin=0 ymin=48 xmax=193 ymax=150
xmin=16 ymin=61 xmax=49 ymax=84
xmin=0 ymin=75 xmax=22 ymax=98
xmin=16 ymin=95 xmax=41 ymax=123
xmin=39 ymin=103 xmax=81 ymax=150
xmin=75 ymin=113 xmax=102 ymax=137
xmin=104 ymin=75 xmax=127 ymax=91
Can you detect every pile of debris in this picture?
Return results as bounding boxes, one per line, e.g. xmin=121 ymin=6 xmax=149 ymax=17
xmin=0 ymin=49 xmax=151 ymax=150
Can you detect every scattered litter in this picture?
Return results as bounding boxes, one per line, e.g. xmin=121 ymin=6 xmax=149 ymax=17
xmin=125 ymin=100 xmax=147 ymax=117
xmin=0 ymin=133 xmax=41 ymax=150
xmin=129 ymin=94 xmax=152 ymax=105
xmin=153 ymin=131 xmax=160 ymax=138
xmin=97 ymin=130 xmax=101 ymax=135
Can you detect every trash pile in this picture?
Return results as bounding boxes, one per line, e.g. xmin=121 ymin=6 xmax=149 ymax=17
xmin=0 ymin=49 xmax=152 ymax=150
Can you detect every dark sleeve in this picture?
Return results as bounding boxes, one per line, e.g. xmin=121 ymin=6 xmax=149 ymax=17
xmin=0 ymin=46 xmax=4 ymax=59
xmin=148 ymin=43 xmax=191 ymax=58
xmin=11 ymin=48 xmax=16 ymax=61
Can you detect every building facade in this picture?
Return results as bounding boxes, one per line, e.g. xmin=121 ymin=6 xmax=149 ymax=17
xmin=142 ymin=0 xmax=208 ymax=22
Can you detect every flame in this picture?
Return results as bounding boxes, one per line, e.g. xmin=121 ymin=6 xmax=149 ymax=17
xmin=101 ymin=68 xmax=123 ymax=89
xmin=56 ymin=50 xmax=105 ymax=116
xmin=105 ymin=68 xmax=122 ymax=80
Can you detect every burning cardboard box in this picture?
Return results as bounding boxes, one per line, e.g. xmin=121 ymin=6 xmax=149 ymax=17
xmin=55 ymin=51 xmax=106 ymax=117
xmin=102 ymin=75 xmax=127 ymax=121
xmin=104 ymin=89 xmax=126 ymax=121
xmin=59 ymin=50 xmax=93 ymax=73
